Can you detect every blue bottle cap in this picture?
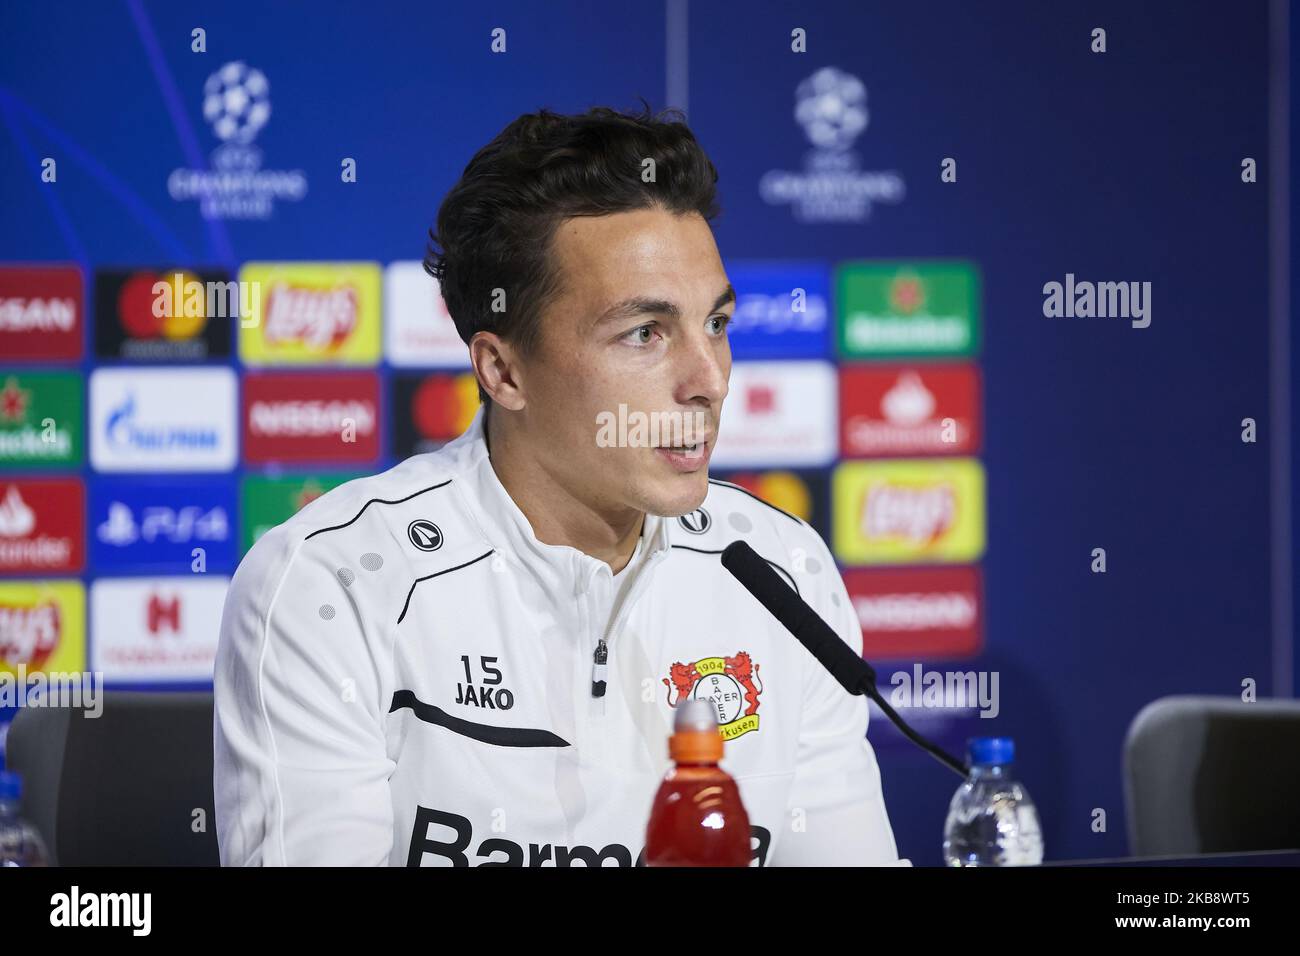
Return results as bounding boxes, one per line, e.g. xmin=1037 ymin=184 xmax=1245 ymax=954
xmin=968 ymin=736 xmax=1014 ymax=767
xmin=0 ymin=771 xmax=21 ymax=801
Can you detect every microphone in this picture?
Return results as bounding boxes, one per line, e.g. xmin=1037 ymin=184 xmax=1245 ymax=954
xmin=720 ymin=537 xmax=878 ymax=696
xmin=721 ymin=540 xmax=969 ymax=779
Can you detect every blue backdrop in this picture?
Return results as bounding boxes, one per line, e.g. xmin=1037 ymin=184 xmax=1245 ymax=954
xmin=0 ymin=0 xmax=1289 ymax=865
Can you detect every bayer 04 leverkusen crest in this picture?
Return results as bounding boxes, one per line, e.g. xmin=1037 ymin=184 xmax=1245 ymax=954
xmin=662 ymin=652 xmax=763 ymax=740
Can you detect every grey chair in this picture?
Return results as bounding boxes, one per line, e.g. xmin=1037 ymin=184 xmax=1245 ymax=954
xmin=5 ymin=691 xmax=219 ymax=865
xmin=1123 ymin=694 xmax=1300 ymax=857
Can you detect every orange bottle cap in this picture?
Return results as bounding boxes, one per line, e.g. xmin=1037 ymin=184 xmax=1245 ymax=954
xmin=669 ymin=699 xmax=724 ymax=762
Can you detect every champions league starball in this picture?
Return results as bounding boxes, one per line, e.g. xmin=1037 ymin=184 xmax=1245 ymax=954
xmin=794 ymin=65 xmax=868 ymax=151
xmin=202 ymin=61 xmax=271 ymax=145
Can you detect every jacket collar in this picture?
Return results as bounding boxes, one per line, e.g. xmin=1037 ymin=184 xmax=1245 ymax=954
xmin=449 ymin=405 xmax=673 ymax=597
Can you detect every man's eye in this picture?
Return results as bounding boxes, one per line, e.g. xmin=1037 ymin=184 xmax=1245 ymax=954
xmin=624 ymin=324 xmax=657 ymax=345
xmin=708 ymin=314 xmax=732 ymax=334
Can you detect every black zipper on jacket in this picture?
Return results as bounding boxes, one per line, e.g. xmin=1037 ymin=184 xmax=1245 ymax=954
xmin=591 ymin=638 xmax=608 ymax=698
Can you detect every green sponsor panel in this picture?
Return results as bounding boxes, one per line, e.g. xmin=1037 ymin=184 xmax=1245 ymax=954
xmin=240 ymin=473 xmax=361 ymax=552
xmin=836 ymin=260 xmax=981 ymax=358
xmin=0 ymin=371 xmax=83 ymax=468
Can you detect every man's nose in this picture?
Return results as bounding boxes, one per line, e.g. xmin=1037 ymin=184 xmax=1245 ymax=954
xmin=674 ymin=326 xmax=729 ymax=408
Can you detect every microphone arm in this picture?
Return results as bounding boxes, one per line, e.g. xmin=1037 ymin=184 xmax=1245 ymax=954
xmin=721 ymin=540 xmax=969 ymax=779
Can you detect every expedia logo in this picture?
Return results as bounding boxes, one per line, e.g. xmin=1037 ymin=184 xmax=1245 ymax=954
xmin=407 ymin=807 xmax=771 ymax=866
xmin=677 ymin=508 xmax=711 ymax=535
xmin=407 ymin=519 xmax=443 ymax=552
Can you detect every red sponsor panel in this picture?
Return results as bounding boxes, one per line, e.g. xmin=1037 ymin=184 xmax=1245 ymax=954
xmin=0 ymin=265 xmax=84 ymax=361
xmin=242 ymin=372 xmax=380 ymax=464
xmin=839 ymin=364 xmax=980 ymax=457
xmin=0 ymin=478 xmax=85 ymax=573
xmin=843 ymin=565 xmax=982 ymax=660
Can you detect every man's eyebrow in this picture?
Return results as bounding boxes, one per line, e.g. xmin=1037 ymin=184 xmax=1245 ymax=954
xmin=592 ymin=284 xmax=735 ymax=330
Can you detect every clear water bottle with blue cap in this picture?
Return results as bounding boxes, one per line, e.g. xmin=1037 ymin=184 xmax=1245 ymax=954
xmin=0 ymin=770 xmax=49 ymax=866
xmin=942 ymin=736 xmax=1043 ymax=866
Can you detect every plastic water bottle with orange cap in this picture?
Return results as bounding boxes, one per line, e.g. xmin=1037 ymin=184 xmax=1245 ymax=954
xmin=644 ymin=699 xmax=752 ymax=866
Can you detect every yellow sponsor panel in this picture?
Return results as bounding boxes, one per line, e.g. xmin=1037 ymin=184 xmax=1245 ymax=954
xmin=238 ymin=262 xmax=382 ymax=365
xmin=0 ymin=580 xmax=86 ymax=675
xmin=832 ymin=458 xmax=985 ymax=564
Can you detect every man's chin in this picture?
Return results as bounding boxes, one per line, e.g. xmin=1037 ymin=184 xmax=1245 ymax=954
xmin=641 ymin=471 xmax=711 ymax=518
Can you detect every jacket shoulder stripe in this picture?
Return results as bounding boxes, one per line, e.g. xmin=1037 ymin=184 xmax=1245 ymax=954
xmin=670 ymin=543 xmax=800 ymax=597
xmin=707 ymin=478 xmax=805 ymax=526
xmin=397 ymin=549 xmax=495 ymax=625
xmin=304 ymin=478 xmax=455 ymax=541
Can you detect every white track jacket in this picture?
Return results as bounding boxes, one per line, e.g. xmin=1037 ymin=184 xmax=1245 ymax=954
xmin=214 ymin=406 xmax=903 ymax=866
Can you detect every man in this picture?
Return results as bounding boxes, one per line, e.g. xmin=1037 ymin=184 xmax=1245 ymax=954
xmin=214 ymin=104 xmax=903 ymax=866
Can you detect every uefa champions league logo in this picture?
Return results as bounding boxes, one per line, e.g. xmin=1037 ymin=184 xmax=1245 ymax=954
xmin=167 ymin=60 xmax=307 ymax=221
xmin=759 ymin=66 xmax=905 ymax=224
xmin=203 ymin=61 xmax=272 ymax=145
xmin=794 ymin=66 xmax=868 ymax=151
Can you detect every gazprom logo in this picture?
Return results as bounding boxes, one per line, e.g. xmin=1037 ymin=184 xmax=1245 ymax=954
xmin=105 ymin=393 xmax=219 ymax=452
xmin=89 ymin=367 xmax=237 ymax=473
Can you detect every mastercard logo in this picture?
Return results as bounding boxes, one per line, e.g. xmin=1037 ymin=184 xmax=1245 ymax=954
xmin=116 ymin=271 xmax=209 ymax=340
xmin=720 ymin=471 xmax=813 ymax=522
xmin=412 ymin=373 xmax=480 ymax=440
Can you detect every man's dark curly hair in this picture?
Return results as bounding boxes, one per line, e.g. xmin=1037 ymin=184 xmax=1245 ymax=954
xmin=424 ymin=101 xmax=721 ymax=405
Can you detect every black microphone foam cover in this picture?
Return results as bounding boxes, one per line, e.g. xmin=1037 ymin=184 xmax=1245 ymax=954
xmin=720 ymin=540 xmax=872 ymax=696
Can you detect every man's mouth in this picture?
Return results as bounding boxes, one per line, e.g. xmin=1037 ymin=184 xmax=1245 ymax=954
xmin=654 ymin=439 xmax=712 ymax=471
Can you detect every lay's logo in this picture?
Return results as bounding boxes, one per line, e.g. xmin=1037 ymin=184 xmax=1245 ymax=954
xmin=238 ymin=263 xmax=381 ymax=365
xmin=832 ymin=459 xmax=985 ymax=565
xmin=0 ymin=581 xmax=86 ymax=675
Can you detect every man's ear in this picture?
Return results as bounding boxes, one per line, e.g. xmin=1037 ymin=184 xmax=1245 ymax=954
xmin=469 ymin=331 xmax=526 ymax=411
